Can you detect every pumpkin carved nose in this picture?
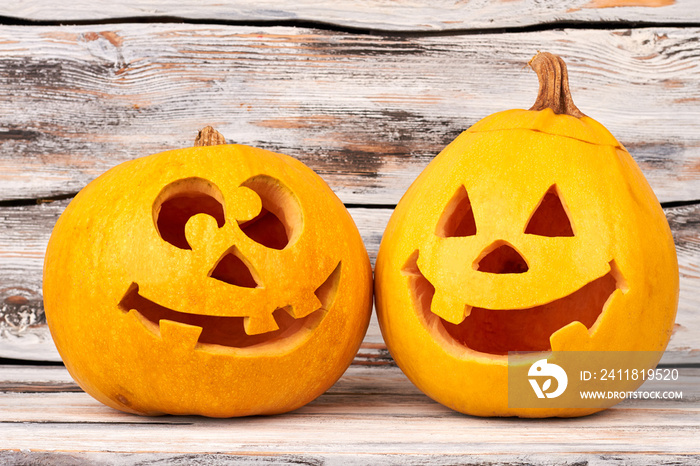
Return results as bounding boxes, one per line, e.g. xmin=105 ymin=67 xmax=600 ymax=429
xmin=476 ymin=243 xmax=529 ymax=274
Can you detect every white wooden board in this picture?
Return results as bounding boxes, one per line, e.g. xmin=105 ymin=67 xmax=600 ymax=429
xmin=0 ymin=25 xmax=700 ymax=204
xmin=1 ymin=0 xmax=698 ymax=31
xmin=0 ymin=364 xmax=697 ymax=461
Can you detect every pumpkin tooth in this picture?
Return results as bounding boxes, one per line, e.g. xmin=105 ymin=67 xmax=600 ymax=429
xmin=463 ymin=305 xmax=473 ymax=318
xmin=549 ymin=321 xmax=590 ymax=351
xmin=159 ymin=319 xmax=203 ymax=350
xmin=286 ymin=295 xmax=322 ymax=320
xmin=243 ymin=313 xmax=279 ymax=336
xmin=314 ymin=261 xmax=342 ymax=311
xmin=431 ymin=290 xmax=470 ymax=325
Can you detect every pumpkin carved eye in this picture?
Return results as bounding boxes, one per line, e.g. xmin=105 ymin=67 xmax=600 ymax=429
xmin=154 ymin=175 xmax=302 ymax=253
xmin=153 ymin=175 xmax=303 ymax=288
xmin=435 ymin=185 xmax=477 ymax=237
xmin=238 ymin=175 xmax=302 ymax=250
xmin=154 ymin=177 xmax=226 ymax=250
xmin=525 ymin=184 xmax=574 ymax=237
xmin=153 ymin=177 xmax=261 ymax=288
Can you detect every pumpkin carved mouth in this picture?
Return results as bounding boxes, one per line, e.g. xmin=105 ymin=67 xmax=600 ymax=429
xmin=403 ymin=251 xmax=626 ymax=355
xmin=119 ymin=261 xmax=340 ymax=349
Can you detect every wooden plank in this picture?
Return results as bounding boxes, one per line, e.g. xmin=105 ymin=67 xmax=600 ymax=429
xmin=2 ymin=200 xmax=699 ymax=363
xmin=1 ymin=25 xmax=700 ymax=205
xmin=0 ymin=365 xmax=698 ymax=457
xmin=0 ymin=200 xmax=63 ymax=361
xmin=665 ymin=203 xmax=700 ymax=364
xmin=1 ymin=452 xmax=699 ymax=466
xmin=0 ymin=1 xmax=698 ymax=31
xmin=0 ymin=364 xmax=79 ymax=393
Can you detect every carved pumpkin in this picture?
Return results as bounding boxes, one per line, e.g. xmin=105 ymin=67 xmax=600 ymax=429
xmin=375 ymin=53 xmax=679 ymax=417
xmin=44 ymin=127 xmax=372 ymax=417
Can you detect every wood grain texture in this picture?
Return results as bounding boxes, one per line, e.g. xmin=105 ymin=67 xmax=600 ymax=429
xmin=0 ymin=3 xmax=697 ymax=461
xmin=1 ymin=452 xmax=699 ymax=466
xmin=0 ymin=200 xmax=59 ymax=360
xmin=1 ymin=201 xmax=698 ymax=363
xmin=0 ymin=0 xmax=697 ymax=31
xmin=1 ymin=24 xmax=700 ymax=204
xmin=0 ymin=365 xmax=698 ymax=458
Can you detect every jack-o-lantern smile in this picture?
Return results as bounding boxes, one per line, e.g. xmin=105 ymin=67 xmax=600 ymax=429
xmin=403 ymin=252 xmax=625 ymax=355
xmin=119 ymin=260 xmax=340 ymax=349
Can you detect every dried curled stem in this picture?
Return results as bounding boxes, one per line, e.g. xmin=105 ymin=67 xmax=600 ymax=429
xmin=194 ymin=126 xmax=227 ymax=147
xmin=528 ymin=52 xmax=585 ymax=118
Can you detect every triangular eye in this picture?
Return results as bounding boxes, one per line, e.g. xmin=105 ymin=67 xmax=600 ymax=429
xmin=435 ymin=185 xmax=477 ymax=237
xmin=525 ymin=185 xmax=574 ymax=237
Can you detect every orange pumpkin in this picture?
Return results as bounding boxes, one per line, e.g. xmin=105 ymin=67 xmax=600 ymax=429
xmin=44 ymin=127 xmax=373 ymax=417
xmin=375 ymin=53 xmax=679 ymax=417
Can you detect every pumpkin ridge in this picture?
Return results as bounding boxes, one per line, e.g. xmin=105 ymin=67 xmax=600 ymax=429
xmin=466 ymin=121 xmax=622 ymax=148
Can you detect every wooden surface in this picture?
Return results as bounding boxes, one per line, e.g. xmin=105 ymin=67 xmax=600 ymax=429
xmin=1 ymin=1 xmax=699 ymax=462
xmin=0 ymin=364 xmax=698 ymax=462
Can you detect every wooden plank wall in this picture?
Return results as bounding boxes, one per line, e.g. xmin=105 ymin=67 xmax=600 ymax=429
xmin=0 ymin=1 xmax=699 ymax=363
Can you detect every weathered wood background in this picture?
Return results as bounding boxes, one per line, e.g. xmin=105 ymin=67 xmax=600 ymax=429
xmin=0 ymin=1 xmax=699 ymax=462
xmin=1 ymin=4 xmax=700 ymax=362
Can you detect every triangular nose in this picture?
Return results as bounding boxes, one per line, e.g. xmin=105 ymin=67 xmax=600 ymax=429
xmin=476 ymin=242 xmax=528 ymax=274
xmin=210 ymin=247 xmax=259 ymax=288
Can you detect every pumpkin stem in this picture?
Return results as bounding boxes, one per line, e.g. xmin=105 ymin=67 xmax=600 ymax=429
xmin=194 ymin=126 xmax=227 ymax=147
xmin=528 ymin=52 xmax=585 ymax=118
